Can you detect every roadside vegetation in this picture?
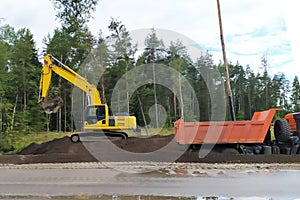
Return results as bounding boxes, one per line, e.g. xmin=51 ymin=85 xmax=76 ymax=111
xmin=0 ymin=131 xmax=71 ymax=154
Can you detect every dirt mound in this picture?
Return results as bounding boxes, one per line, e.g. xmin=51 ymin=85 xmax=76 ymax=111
xmin=19 ymin=136 xmax=97 ymax=163
xmin=112 ymin=135 xmax=174 ymax=153
xmin=16 ymin=135 xmax=176 ymax=163
xmin=20 ymin=135 xmax=174 ymax=155
xmin=8 ymin=134 xmax=300 ymax=164
xmin=20 ymin=136 xmax=88 ymax=155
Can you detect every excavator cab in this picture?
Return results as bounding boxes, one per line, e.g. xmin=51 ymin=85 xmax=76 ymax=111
xmin=85 ymin=105 xmax=107 ymax=125
xmin=83 ymin=104 xmax=136 ymax=131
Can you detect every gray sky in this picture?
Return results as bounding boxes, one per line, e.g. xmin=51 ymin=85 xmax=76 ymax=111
xmin=1 ymin=0 xmax=299 ymax=80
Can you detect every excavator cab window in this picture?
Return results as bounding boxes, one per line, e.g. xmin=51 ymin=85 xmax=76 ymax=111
xmin=96 ymin=106 xmax=106 ymax=121
xmin=85 ymin=105 xmax=106 ymax=124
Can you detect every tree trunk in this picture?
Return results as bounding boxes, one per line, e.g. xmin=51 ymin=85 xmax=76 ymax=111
xmin=11 ymin=93 xmax=18 ymax=130
xmin=71 ymin=94 xmax=74 ymax=132
xmin=178 ymin=73 xmax=184 ymax=119
xmin=0 ymin=97 xmax=2 ymax=132
xmin=64 ymin=89 xmax=67 ymax=132
xmin=125 ymin=62 xmax=129 ymax=114
xmin=173 ymin=91 xmax=177 ymax=118
xmin=23 ymin=86 xmax=27 ymax=111
xmin=265 ymin=82 xmax=268 ymax=108
xmin=58 ymin=77 xmax=62 ymax=132
xmin=81 ymin=90 xmax=85 ymax=131
xmin=47 ymin=114 xmax=50 ymax=132
xmin=23 ymin=60 xmax=27 ymax=112
xmin=248 ymin=88 xmax=251 ymax=118
xmin=100 ymin=76 xmax=106 ymax=103
xmin=137 ymin=94 xmax=148 ymax=136
xmin=152 ymin=61 xmax=159 ymax=128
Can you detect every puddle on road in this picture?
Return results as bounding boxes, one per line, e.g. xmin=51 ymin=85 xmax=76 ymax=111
xmin=111 ymin=169 xmax=300 ymax=200
xmin=0 ymin=195 xmax=274 ymax=200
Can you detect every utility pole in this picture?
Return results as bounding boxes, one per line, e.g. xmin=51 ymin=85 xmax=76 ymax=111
xmin=216 ymin=0 xmax=236 ymax=121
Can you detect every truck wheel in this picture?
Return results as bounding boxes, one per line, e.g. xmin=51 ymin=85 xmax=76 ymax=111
xmin=274 ymin=119 xmax=291 ymax=142
xmin=221 ymin=148 xmax=240 ymax=154
xmin=262 ymin=146 xmax=272 ymax=155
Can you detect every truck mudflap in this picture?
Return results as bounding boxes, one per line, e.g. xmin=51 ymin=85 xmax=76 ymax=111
xmin=174 ymin=108 xmax=282 ymax=145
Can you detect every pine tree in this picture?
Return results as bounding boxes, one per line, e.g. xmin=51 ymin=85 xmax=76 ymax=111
xmin=42 ymin=0 xmax=98 ymax=132
xmin=106 ymin=18 xmax=137 ymax=115
xmin=290 ymin=76 xmax=300 ymax=111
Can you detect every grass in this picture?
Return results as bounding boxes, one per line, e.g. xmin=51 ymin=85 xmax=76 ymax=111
xmin=2 ymin=131 xmax=73 ymax=154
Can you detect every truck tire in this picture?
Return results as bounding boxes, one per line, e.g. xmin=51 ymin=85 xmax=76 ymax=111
xmin=274 ymin=119 xmax=291 ymax=142
xmin=272 ymin=145 xmax=280 ymax=154
xmin=262 ymin=146 xmax=272 ymax=155
xmin=221 ymin=148 xmax=240 ymax=154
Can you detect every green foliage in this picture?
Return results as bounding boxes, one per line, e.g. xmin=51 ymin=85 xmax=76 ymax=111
xmin=0 ymin=23 xmax=45 ymax=134
xmin=51 ymin=0 xmax=99 ymax=31
xmin=0 ymin=133 xmax=14 ymax=153
xmin=41 ymin=0 xmax=98 ymax=132
xmin=0 ymin=131 xmax=70 ymax=154
xmin=290 ymin=76 xmax=300 ymax=111
xmin=0 ymin=9 xmax=299 ymax=149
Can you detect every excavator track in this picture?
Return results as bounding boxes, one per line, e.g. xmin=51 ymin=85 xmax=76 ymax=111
xmin=70 ymin=131 xmax=128 ymax=143
xmin=104 ymin=130 xmax=128 ymax=140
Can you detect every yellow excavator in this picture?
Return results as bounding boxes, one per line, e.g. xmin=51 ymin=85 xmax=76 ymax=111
xmin=38 ymin=54 xmax=137 ymax=142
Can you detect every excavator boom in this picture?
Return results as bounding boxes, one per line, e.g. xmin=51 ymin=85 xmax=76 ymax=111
xmin=39 ymin=54 xmax=101 ymax=109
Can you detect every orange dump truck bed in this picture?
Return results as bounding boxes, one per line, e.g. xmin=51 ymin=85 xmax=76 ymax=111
xmin=174 ymin=108 xmax=282 ymax=144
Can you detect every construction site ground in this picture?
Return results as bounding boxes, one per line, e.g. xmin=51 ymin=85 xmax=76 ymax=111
xmin=1 ymin=134 xmax=300 ymax=165
xmin=1 ymin=135 xmax=300 ymax=199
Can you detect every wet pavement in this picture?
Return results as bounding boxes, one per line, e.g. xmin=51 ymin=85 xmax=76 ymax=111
xmin=0 ymin=162 xmax=299 ymax=199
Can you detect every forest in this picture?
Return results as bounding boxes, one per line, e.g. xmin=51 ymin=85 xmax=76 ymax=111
xmin=0 ymin=0 xmax=300 ymax=137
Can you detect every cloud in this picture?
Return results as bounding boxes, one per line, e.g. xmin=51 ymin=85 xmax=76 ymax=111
xmin=282 ymin=0 xmax=300 ymax=80
xmin=0 ymin=0 xmax=57 ymax=54
xmin=0 ymin=0 xmax=297 ymax=81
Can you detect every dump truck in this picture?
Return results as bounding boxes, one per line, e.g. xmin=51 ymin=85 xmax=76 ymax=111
xmin=174 ymin=108 xmax=300 ymax=155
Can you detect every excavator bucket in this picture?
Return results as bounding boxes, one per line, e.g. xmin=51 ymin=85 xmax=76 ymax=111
xmin=39 ymin=96 xmax=63 ymax=114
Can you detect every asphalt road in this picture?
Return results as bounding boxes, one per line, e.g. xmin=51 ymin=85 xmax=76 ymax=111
xmin=0 ymin=162 xmax=300 ymax=199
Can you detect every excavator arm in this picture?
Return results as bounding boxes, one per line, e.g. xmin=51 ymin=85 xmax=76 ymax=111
xmin=39 ymin=54 xmax=101 ymax=113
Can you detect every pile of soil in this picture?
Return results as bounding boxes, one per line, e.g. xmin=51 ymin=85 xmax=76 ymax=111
xmin=111 ymin=134 xmax=174 ymax=153
xmin=6 ymin=135 xmax=175 ymax=164
xmin=20 ymin=134 xmax=174 ymax=155
xmin=1 ymin=134 xmax=300 ymax=164
xmin=20 ymin=136 xmax=91 ymax=155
